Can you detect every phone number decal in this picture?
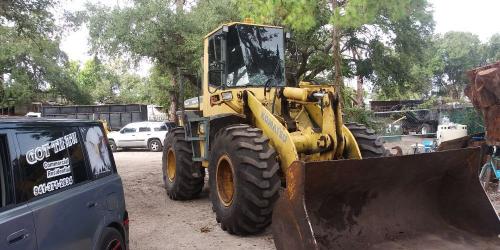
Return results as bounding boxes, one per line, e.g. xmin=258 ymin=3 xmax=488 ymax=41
xmin=33 ymin=176 xmax=74 ymax=197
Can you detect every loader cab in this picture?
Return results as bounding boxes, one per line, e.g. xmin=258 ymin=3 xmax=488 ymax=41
xmin=204 ymin=23 xmax=286 ymax=89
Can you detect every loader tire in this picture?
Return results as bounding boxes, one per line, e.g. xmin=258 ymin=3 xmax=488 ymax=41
xmin=162 ymin=127 xmax=204 ymax=200
xmin=346 ymin=122 xmax=389 ymax=158
xmin=209 ymin=124 xmax=280 ymax=235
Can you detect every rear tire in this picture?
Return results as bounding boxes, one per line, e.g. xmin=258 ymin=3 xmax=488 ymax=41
xmin=346 ymin=122 xmax=388 ymax=158
xmin=209 ymin=124 xmax=280 ymax=235
xmin=98 ymin=227 xmax=125 ymax=250
xmin=109 ymin=140 xmax=117 ymax=152
xmin=148 ymin=138 xmax=162 ymax=152
xmin=162 ymin=128 xmax=204 ymax=200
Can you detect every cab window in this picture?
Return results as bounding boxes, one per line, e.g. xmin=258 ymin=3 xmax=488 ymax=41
xmin=208 ymin=34 xmax=224 ymax=87
xmin=15 ymin=128 xmax=90 ymax=202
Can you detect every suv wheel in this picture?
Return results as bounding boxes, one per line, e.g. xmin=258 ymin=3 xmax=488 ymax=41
xmin=148 ymin=138 xmax=162 ymax=152
xmin=98 ymin=228 xmax=125 ymax=250
xmin=109 ymin=140 xmax=118 ymax=152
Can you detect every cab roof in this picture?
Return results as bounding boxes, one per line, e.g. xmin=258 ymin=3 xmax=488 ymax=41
xmin=204 ymin=22 xmax=283 ymax=39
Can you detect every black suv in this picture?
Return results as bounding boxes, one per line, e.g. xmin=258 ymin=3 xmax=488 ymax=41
xmin=0 ymin=118 xmax=128 ymax=250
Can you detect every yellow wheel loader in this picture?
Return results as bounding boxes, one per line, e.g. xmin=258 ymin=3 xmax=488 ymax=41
xmin=162 ymin=21 xmax=500 ymax=249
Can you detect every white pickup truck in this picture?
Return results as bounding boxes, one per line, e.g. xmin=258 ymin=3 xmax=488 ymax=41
xmin=107 ymin=121 xmax=174 ymax=152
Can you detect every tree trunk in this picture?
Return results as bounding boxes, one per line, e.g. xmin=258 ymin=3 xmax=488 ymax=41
xmin=331 ymin=0 xmax=343 ymax=99
xmin=175 ymin=0 xmax=184 ymax=13
xmin=356 ymin=75 xmax=364 ymax=106
xmin=168 ymin=76 xmax=178 ymax=123
xmin=351 ymin=47 xmax=364 ymax=106
xmin=169 ymin=0 xmax=185 ymax=123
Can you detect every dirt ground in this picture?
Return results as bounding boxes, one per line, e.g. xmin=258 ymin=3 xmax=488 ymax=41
xmin=114 ymin=147 xmax=500 ymax=250
xmin=113 ymin=150 xmax=275 ymax=250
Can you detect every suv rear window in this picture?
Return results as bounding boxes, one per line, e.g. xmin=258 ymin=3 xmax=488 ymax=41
xmin=139 ymin=127 xmax=151 ymax=132
xmin=154 ymin=125 xmax=167 ymax=131
xmin=16 ymin=128 xmax=90 ymax=202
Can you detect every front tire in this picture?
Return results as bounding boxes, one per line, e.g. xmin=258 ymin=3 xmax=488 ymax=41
xmin=346 ymin=122 xmax=389 ymax=158
xmin=209 ymin=124 xmax=280 ymax=235
xmin=162 ymin=128 xmax=204 ymax=200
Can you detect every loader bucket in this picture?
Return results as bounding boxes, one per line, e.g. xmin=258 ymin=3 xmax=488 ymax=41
xmin=272 ymin=147 xmax=500 ymax=250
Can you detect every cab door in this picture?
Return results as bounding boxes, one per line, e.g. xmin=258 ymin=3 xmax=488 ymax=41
xmin=0 ymin=133 xmax=37 ymax=250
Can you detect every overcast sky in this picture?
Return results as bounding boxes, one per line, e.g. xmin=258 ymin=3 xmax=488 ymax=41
xmin=59 ymin=0 xmax=500 ymax=75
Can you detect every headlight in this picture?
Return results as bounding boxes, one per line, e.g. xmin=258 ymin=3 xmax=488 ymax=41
xmin=221 ymin=91 xmax=233 ymax=101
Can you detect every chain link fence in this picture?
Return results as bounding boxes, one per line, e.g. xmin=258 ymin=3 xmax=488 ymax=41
xmin=370 ymin=107 xmax=484 ymax=136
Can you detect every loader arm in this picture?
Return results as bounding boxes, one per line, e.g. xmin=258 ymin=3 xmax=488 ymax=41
xmin=244 ymin=88 xmax=361 ymax=173
xmin=245 ymin=90 xmax=299 ymax=170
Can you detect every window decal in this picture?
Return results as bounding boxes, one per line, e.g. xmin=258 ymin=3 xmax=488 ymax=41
xmin=16 ymin=129 xmax=86 ymax=201
xmin=25 ymin=132 xmax=78 ymax=165
xmin=81 ymin=126 xmax=112 ymax=178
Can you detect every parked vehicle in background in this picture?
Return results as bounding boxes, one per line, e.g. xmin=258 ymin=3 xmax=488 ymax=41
xmin=107 ymin=121 xmax=174 ymax=152
xmin=0 ymin=118 xmax=128 ymax=250
xmin=25 ymin=112 xmax=41 ymax=118
xmin=41 ymin=104 xmax=168 ymax=131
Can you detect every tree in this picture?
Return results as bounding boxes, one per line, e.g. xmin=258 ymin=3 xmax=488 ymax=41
xmin=241 ymin=0 xmax=435 ymax=104
xmin=68 ymin=58 xmax=150 ymax=104
xmin=432 ymin=32 xmax=483 ymax=99
xmin=75 ymin=0 xmax=240 ymax=120
xmin=485 ymin=34 xmax=500 ymax=63
xmin=0 ymin=0 xmax=91 ymax=107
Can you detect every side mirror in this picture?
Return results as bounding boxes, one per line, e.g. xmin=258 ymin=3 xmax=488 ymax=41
xmin=120 ymin=129 xmax=125 ymax=134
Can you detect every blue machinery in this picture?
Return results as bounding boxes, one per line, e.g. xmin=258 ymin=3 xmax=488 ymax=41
xmin=480 ymin=146 xmax=500 ymax=183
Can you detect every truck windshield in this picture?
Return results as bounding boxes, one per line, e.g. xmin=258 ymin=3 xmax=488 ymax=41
xmin=226 ymin=24 xmax=285 ymax=87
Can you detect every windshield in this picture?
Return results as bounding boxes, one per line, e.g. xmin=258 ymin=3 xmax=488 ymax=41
xmin=226 ymin=25 xmax=285 ymax=87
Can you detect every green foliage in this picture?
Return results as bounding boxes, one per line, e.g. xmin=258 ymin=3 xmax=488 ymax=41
xmin=0 ymin=0 xmax=56 ymax=37
xmin=241 ymin=0 xmax=435 ymax=101
xmin=485 ymin=34 xmax=500 ymax=63
xmin=444 ymin=107 xmax=484 ymax=135
xmin=75 ymin=0 xmax=240 ymax=113
xmin=68 ymin=58 xmax=151 ymax=104
xmin=0 ymin=0 xmax=91 ymax=107
xmin=432 ymin=32 xmax=483 ymax=99
xmin=343 ymin=107 xmax=383 ymax=131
